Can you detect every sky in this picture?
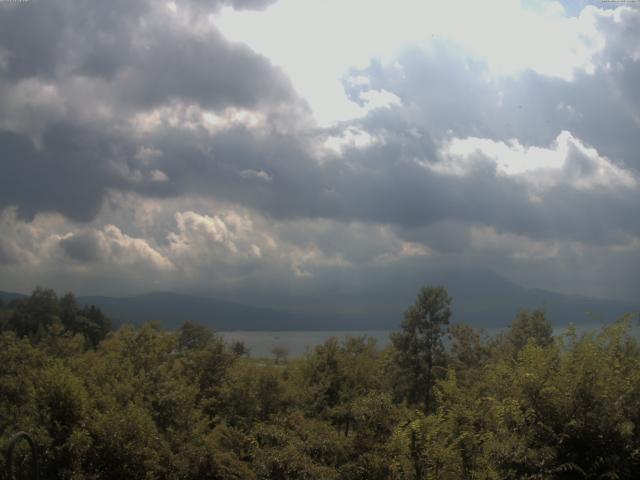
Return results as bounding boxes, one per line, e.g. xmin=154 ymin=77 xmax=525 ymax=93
xmin=0 ymin=0 xmax=639 ymax=309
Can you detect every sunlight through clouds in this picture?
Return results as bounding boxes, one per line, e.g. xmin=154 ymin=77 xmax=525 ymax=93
xmin=441 ymin=131 xmax=638 ymax=190
xmin=214 ymin=0 xmax=605 ymax=126
xmin=1 ymin=0 xmax=639 ymax=303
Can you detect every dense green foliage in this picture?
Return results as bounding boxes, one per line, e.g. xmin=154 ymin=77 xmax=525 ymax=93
xmin=390 ymin=286 xmax=451 ymax=412
xmin=1 ymin=287 xmax=640 ymax=479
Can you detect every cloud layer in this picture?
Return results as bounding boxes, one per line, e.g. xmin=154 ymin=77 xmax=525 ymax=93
xmin=1 ymin=0 xmax=639 ymax=307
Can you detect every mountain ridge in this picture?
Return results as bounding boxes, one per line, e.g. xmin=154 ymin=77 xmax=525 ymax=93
xmin=1 ymin=269 xmax=637 ymax=330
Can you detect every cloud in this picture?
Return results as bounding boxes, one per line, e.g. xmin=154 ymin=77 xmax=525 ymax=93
xmin=0 ymin=125 xmax=128 ymax=221
xmin=0 ymin=191 xmax=638 ymax=303
xmin=214 ymin=0 xmax=610 ymax=125
xmin=58 ymin=231 xmax=105 ymax=263
xmin=116 ymin=26 xmax=297 ymax=112
xmin=0 ymin=1 xmax=639 ymax=304
xmin=0 ymin=0 xmax=305 ymax=221
xmin=169 ymin=211 xmax=244 ymax=258
xmin=189 ymin=0 xmax=278 ymax=12
xmin=57 ymin=225 xmax=174 ymax=271
xmin=440 ymin=130 xmax=638 ymax=191
xmin=239 ymin=169 xmax=273 ymax=183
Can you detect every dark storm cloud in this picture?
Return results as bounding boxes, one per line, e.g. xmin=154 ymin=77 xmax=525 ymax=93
xmin=0 ymin=0 xmax=297 ymax=106
xmin=137 ymin=118 xmax=640 ymax=248
xmin=118 ymin=27 xmax=295 ymax=110
xmin=0 ymin=240 xmax=16 ymax=265
xmin=1 ymin=0 xmax=639 ymax=276
xmin=0 ymin=0 xmax=303 ymax=220
xmin=0 ymin=0 xmax=148 ymax=81
xmin=0 ymin=0 xmax=279 ymax=81
xmin=59 ymin=231 xmax=104 ymax=263
xmin=0 ymin=127 xmax=124 ymax=221
xmin=0 ymin=0 xmax=636 ymax=310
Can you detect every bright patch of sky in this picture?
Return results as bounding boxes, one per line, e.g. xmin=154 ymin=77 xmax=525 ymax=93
xmin=214 ymin=0 xmax=604 ymax=126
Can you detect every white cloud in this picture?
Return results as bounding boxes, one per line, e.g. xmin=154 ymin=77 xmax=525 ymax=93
xmin=130 ymin=103 xmax=267 ymax=135
xmin=289 ymin=247 xmax=349 ymax=278
xmin=239 ymin=169 xmax=273 ymax=183
xmin=319 ymin=126 xmax=379 ymax=158
xmin=346 ymin=75 xmax=371 ymax=87
xmin=468 ymin=225 xmax=563 ymax=260
xmin=1 ymin=182 xmax=638 ymax=300
xmin=135 ymin=146 xmax=163 ymax=164
xmin=359 ymin=89 xmax=402 ymax=110
xmin=0 ymin=79 xmax=67 ymax=142
xmin=0 ymin=208 xmax=173 ymax=271
xmin=149 ymin=169 xmax=170 ymax=182
xmin=169 ymin=211 xmax=241 ymax=257
xmin=372 ymin=240 xmax=434 ymax=266
xmin=0 ymin=197 xmax=439 ymax=286
xmin=89 ymin=225 xmax=174 ymax=270
xmin=439 ymin=130 xmax=638 ymax=191
xmin=0 ymin=208 xmax=46 ymax=265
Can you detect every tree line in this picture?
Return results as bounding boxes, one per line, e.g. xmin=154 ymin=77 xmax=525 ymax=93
xmin=0 ymin=286 xmax=639 ymax=479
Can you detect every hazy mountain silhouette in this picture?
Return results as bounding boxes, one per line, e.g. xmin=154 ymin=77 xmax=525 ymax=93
xmin=1 ymin=269 xmax=637 ymax=330
xmin=0 ymin=291 xmax=28 ymax=304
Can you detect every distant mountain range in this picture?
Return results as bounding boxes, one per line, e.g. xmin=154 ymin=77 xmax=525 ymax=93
xmin=1 ymin=270 xmax=637 ymax=331
xmin=0 ymin=291 xmax=27 ymax=304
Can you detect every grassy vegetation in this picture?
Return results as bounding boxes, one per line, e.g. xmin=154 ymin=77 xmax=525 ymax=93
xmin=1 ymin=287 xmax=639 ymax=479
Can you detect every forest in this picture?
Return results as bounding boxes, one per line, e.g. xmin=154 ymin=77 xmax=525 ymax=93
xmin=1 ymin=286 xmax=640 ymax=479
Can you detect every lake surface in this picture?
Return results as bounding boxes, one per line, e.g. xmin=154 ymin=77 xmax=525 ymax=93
xmin=220 ymin=323 xmax=617 ymax=358
xmin=220 ymin=330 xmax=393 ymax=358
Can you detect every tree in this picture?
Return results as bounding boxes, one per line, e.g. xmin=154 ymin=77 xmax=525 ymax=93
xmin=448 ymin=323 xmax=490 ymax=388
xmin=60 ymin=293 xmax=112 ymax=347
xmin=271 ymin=346 xmax=289 ymax=364
xmin=9 ymin=287 xmax=60 ymax=338
xmin=178 ymin=321 xmax=214 ymax=351
xmin=79 ymin=304 xmax=112 ymax=347
xmin=391 ymin=286 xmax=451 ymax=413
xmin=506 ymin=309 xmax=553 ymax=353
xmin=230 ymin=340 xmax=250 ymax=357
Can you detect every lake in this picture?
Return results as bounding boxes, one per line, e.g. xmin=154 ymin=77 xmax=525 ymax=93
xmin=220 ymin=330 xmax=394 ymax=358
xmin=220 ymin=323 xmax=617 ymax=358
